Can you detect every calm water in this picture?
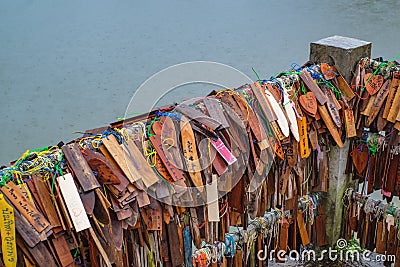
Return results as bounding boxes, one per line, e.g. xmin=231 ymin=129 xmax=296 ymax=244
xmin=1 ymin=0 xmax=400 ymax=165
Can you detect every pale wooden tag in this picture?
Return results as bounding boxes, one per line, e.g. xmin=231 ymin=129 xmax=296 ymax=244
xmin=344 ymin=109 xmax=357 ymax=138
xmin=207 ymin=175 xmax=220 ymax=222
xmin=57 ymin=173 xmax=91 ymax=232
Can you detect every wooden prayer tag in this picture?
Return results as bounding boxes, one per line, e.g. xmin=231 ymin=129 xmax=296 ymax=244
xmin=299 ymin=92 xmax=318 ymax=117
xmin=366 ymin=79 xmax=391 ymax=126
xmin=0 ymin=194 xmax=17 ymax=267
xmin=297 ymin=117 xmax=310 ymax=158
xmin=344 ymin=109 xmax=357 ymax=138
xmin=351 ymin=143 xmax=368 ymax=175
xmin=297 ymin=210 xmax=310 ymax=246
xmin=206 ymin=175 xmax=220 ymax=222
xmin=57 ymin=173 xmax=91 ymax=232
xmin=61 ymin=143 xmax=100 ymax=192
xmin=299 ymin=70 xmax=327 ymax=105
xmin=383 ymin=76 xmax=400 ymax=119
xmin=0 ymin=182 xmax=50 ymax=233
xmin=317 ymin=105 xmax=343 ymax=148
xmin=320 ymin=63 xmax=337 ymax=80
xmin=180 ymin=116 xmax=204 ymax=192
xmin=364 ymin=73 xmax=384 ymax=95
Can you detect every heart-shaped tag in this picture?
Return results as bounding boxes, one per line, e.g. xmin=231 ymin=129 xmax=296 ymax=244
xmin=299 ymin=92 xmax=317 ymax=117
xmin=320 ymin=63 xmax=337 ymax=80
xmin=351 ymin=143 xmax=369 ymax=175
xmin=364 ymin=73 xmax=384 ymax=95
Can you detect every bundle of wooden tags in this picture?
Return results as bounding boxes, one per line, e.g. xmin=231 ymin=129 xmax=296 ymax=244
xmin=342 ymin=57 xmax=400 ymax=266
xmin=0 ymin=56 xmax=399 ymax=267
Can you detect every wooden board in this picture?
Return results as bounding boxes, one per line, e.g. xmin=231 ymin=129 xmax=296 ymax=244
xmin=123 ymin=138 xmax=159 ymax=188
xmin=102 ymin=135 xmax=141 ymax=185
xmin=387 ymin=76 xmax=400 ymax=122
xmin=180 ymin=116 xmax=204 ymax=192
xmin=175 ymin=103 xmax=221 ymax=131
xmin=366 ymin=79 xmax=391 ymax=126
xmin=264 ymin=87 xmax=289 ymax=137
xmin=0 ymin=182 xmax=50 ymax=233
xmin=203 ymin=97 xmax=230 ymax=129
xmin=32 ymin=175 xmax=61 ymax=228
xmin=51 ymin=234 xmax=74 ymax=267
xmin=299 ymin=70 xmax=327 ymax=105
xmin=58 ymin=173 xmax=91 ymax=232
xmin=151 ymin=119 xmax=186 ymax=182
xmin=318 ymin=105 xmax=343 ymax=148
xmin=344 ymin=109 xmax=357 ymax=138
xmin=250 ymin=83 xmax=277 ymax=122
xmin=297 ymin=210 xmax=310 ymax=246
xmin=282 ymin=90 xmax=300 ymax=141
xmin=336 ymin=73 xmax=355 ymax=100
xmin=62 ymin=143 xmax=100 ymax=192
xmin=383 ymin=76 xmax=400 ymax=119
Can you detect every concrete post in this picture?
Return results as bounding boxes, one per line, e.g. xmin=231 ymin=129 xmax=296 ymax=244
xmin=309 ymin=36 xmax=372 ymax=245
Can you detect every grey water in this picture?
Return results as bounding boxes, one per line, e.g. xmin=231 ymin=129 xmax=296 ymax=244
xmin=1 ymin=0 xmax=400 ymax=165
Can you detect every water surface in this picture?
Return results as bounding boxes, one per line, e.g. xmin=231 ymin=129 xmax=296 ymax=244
xmin=1 ymin=0 xmax=400 ymax=164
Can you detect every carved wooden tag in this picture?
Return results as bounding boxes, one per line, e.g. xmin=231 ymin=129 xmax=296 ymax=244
xmin=366 ymin=79 xmax=391 ymax=126
xmin=324 ymin=88 xmax=342 ymax=128
xmin=278 ymin=167 xmax=290 ymax=195
xmin=297 ymin=117 xmax=310 ymax=158
xmin=383 ymin=76 xmax=400 ymax=119
xmin=299 ymin=92 xmax=317 ymax=117
xmin=180 ymin=116 xmax=204 ymax=191
xmin=286 ymin=140 xmax=298 ymax=167
xmin=274 ymin=142 xmax=284 ymax=160
xmin=0 ymin=182 xmax=50 ymax=233
xmin=344 ymin=109 xmax=357 ymax=138
xmin=83 ymin=149 xmax=121 ymax=184
xmin=388 ymin=79 xmax=400 ymax=122
xmin=320 ymin=63 xmax=337 ymax=80
xmin=318 ymin=105 xmax=343 ymax=148
xmin=364 ymin=73 xmax=384 ymax=95
xmin=351 ymin=143 xmax=369 ymax=175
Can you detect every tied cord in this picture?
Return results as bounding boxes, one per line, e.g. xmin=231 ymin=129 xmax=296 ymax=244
xmin=155 ymin=110 xmax=181 ymax=120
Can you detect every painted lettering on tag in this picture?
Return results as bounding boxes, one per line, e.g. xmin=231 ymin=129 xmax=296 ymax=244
xmin=297 ymin=117 xmax=310 ymax=158
xmin=0 ymin=194 xmax=17 ymax=267
xmin=344 ymin=109 xmax=357 ymax=138
xmin=0 ymin=182 xmax=49 ymax=233
xmin=210 ymin=138 xmax=237 ymax=165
